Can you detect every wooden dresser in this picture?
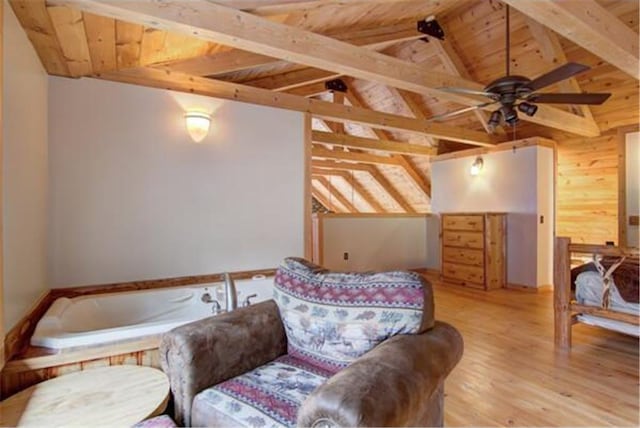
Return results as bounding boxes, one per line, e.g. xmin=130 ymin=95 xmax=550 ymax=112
xmin=440 ymin=213 xmax=506 ymax=290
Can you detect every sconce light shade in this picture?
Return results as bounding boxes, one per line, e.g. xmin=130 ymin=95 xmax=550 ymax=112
xmin=470 ymin=156 xmax=484 ymax=176
xmin=185 ymin=111 xmax=211 ymax=143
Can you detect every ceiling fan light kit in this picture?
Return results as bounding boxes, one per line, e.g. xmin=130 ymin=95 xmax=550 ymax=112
xmin=429 ymin=5 xmax=611 ymax=128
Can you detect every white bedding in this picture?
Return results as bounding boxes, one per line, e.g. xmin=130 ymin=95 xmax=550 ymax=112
xmin=576 ymin=314 xmax=640 ymax=337
xmin=575 ymin=271 xmax=639 ymax=316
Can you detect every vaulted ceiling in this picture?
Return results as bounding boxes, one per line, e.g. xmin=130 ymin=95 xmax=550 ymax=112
xmin=10 ymin=0 xmax=639 ymax=213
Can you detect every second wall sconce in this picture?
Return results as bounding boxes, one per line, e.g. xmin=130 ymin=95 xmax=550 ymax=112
xmin=470 ymin=156 xmax=484 ymax=176
xmin=185 ymin=111 xmax=212 ymax=143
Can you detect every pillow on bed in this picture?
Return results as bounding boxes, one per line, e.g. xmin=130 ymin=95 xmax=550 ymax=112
xmin=571 ymin=257 xmax=639 ymax=304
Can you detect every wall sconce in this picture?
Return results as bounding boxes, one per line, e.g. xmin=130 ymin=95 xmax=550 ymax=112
xmin=470 ymin=156 xmax=484 ymax=176
xmin=184 ymin=111 xmax=211 ymax=143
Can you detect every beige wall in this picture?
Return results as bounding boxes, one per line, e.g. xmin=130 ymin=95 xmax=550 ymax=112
xmin=48 ymin=77 xmax=304 ymax=287
xmin=2 ymin=1 xmax=49 ymax=329
xmin=319 ymin=215 xmax=430 ymax=271
xmin=431 ymin=145 xmax=554 ymax=288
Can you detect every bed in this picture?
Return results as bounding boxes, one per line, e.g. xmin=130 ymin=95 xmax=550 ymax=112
xmin=554 ymin=237 xmax=639 ymax=348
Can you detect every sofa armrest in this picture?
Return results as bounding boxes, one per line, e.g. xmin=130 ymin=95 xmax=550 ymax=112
xmin=296 ymin=321 xmax=463 ymax=427
xmin=159 ymin=300 xmax=287 ymax=426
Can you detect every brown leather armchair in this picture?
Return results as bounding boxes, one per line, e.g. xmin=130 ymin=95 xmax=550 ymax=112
xmin=160 ymin=259 xmax=463 ymax=427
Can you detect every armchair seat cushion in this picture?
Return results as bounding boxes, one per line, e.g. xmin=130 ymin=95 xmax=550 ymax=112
xmin=191 ymin=355 xmax=333 ymax=428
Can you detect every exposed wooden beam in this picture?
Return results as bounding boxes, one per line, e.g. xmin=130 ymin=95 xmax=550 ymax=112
xmin=83 ymin=12 xmax=117 ymax=73
xmin=312 ymin=147 xmax=400 ymax=166
xmin=312 ymin=131 xmax=436 ymax=157
xmin=8 ymin=0 xmax=70 ymax=76
xmin=96 ymin=67 xmax=497 ymax=146
xmin=225 ymin=0 xmax=437 ymax=17
xmin=524 ymin=17 xmax=598 ymax=125
xmin=395 ymin=155 xmax=430 ymax=197
xmin=386 ymin=87 xmax=438 ymax=146
xmin=286 ymin=81 xmax=328 ymax=97
xmin=311 ymin=168 xmax=386 ymax=213
xmin=243 ymin=67 xmax=338 ymax=91
xmin=344 ymin=88 xmax=432 ymax=198
xmin=314 ymin=176 xmax=358 ymax=213
xmin=155 ymin=19 xmax=424 ymax=77
xmin=331 ymin=92 xmax=345 ymax=134
xmin=311 ymin=185 xmax=340 ymax=213
xmin=364 ymin=164 xmax=416 ymax=213
xmin=503 ymin=0 xmax=639 ymax=79
xmin=48 ymin=6 xmax=93 ymax=76
xmin=428 ymin=37 xmax=505 ymax=135
xmin=57 ymin=0 xmax=601 ymax=136
xmin=312 ymin=160 xmax=415 ymax=213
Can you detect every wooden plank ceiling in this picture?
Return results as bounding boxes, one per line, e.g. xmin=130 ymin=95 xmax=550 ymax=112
xmin=11 ymin=0 xmax=639 ymax=214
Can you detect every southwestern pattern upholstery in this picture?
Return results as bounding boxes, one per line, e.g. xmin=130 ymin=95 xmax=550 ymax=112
xmin=160 ymin=258 xmax=463 ymax=427
xmin=274 ymin=258 xmax=431 ymax=372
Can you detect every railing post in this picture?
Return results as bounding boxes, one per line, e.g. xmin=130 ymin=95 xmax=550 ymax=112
xmin=554 ymin=237 xmax=572 ymax=348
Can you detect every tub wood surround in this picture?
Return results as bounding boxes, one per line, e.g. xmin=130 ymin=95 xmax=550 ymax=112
xmin=1 ymin=268 xmax=276 ymax=396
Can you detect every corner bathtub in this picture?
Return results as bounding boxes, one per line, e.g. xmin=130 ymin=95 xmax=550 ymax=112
xmin=31 ymin=276 xmax=274 ymax=350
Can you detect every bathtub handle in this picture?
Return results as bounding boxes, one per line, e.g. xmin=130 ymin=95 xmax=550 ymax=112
xmin=241 ymin=294 xmax=258 ymax=307
xmin=168 ymin=293 xmax=194 ymax=303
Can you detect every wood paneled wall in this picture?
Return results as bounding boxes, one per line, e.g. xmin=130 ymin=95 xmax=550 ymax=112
xmin=556 ymin=132 xmax=619 ymax=245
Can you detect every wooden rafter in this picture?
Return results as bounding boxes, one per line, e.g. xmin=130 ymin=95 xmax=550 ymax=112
xmin=311 ymin=168 xmax=385 ymax=213
xmin=243 ymin=67 xmax=337 ymax=91
xmin=503 ymin=0 xmax=638 ymax=79
xmin=313 ymin=176 xmax=358 ymax=213
xmin=56 ymin=0 xmax=601 ymax=137
xmin=311 ymin=184 xmax=340 ymax=213
xmin=224 ymin=0 xmax=440 ymax=17
xmin=312 ymin=147 xmax=399 ymax=166
xmin=48 ymin=6 xmax=93 ymax=76
xmin=83 ymin=12 xmax=116 ymax=73
xmin=312 ymin=131 xmax=436 ymax=157
xmin=331 ymin=92 xmax=345 ymax=134
xmin=524 ymin=17 xmax=598 ymax=125
xmin=344 ymin=89 xmax=432 ymax=198
xmin=96 ymin=67 xmax=496 ymax=146
xmin=385 ymin=87 xmax=438 ymax=146
xmin=8 ymin=0 xmax=70 ymax=76
xmin=312 ymin=160 xmax=415 ymax=213
xmin=427 ymin=37 xmax=504 ymax=135
xmin=155 ymin=19 xmax=425 ymax=77
xmin=285 ymin=81 xmax=328 ymax=97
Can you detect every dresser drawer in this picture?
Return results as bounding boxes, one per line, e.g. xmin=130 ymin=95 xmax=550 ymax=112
xmin=442 ymin=215 xmax=484 ymax=232
xmin=442 ymin=231 xmax=484 ymax=249
xmin=443 ymin=247 xmax=484 ymax=267
xmin=442 ymin=263 xmax=485 ymax=286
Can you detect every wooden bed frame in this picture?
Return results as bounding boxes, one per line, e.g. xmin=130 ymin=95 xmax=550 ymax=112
xmin=554 ymin=237 xmax=639 ymax=348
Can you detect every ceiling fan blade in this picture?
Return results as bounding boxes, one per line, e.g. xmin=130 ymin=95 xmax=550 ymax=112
xmin=528 ymin=63 xmax=590 ymax=91
xmin=437 ymin=87 xmax=495 ymax=97
xmin=528 ymin=92 xmax=611 ymax=105
xmin=427 ymin=102 xmax=498 ymax=122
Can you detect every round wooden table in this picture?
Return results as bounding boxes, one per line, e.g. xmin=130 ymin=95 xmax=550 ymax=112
xmin=0 ymin=365 xmax=170 ymax=427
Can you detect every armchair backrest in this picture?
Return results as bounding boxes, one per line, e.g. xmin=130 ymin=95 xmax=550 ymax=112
xmin=274 ymin=258 xmax=434 ymax=372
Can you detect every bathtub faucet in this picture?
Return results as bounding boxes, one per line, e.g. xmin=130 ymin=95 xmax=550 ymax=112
xmin=201 ymin=292 xmax=224 ymax=315
xmin=223 ymin=272 xmax=238 ymax=312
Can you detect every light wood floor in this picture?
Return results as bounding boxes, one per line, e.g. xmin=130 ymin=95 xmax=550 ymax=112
xmin=426 ymin=277 xmax=639 ymax=427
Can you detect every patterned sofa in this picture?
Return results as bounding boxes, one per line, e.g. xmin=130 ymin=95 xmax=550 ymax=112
xmin=160 ymin=258 xmax=463 ymax=427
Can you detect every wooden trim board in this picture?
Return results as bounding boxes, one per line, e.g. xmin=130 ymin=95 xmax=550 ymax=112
xmin=313 ymin=213 xmax=432 ymax=219
xmin=49 ymin=268 xmax=276 ymax=299
xmin=3 ymin=291 xmax=55 ymax=366
xmin=431 ymin=137 xmax=556 ymax=163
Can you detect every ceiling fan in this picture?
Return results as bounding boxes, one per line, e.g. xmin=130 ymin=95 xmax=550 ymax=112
xmin=429 ymin=4 xmax=611 ymax=130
